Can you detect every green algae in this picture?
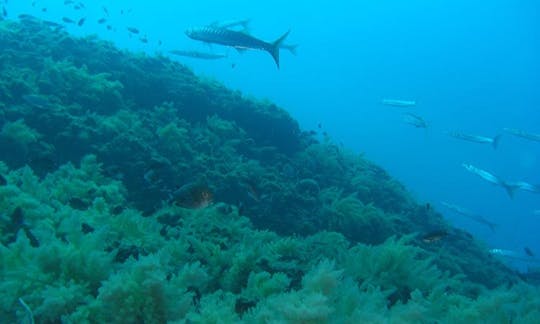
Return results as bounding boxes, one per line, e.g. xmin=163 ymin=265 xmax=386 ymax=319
xmin=0 ymin=18 xmax=538 ymax=323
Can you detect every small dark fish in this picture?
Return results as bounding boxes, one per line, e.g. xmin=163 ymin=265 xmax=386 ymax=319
xmin=127 ymin=27 xmax=139 ymax=34
xmin=525 ymin=247 xmax=535 ymax=257
xmin=41 ymin=7 xmax=47 ymax=12
xmin=31 ymin=1 xmax=36 ymax=7
xmin=64 ymin=0 xmax=74 ymax=5
xmin=102 ymin=6 xmax=109 ymax=16
xmin=62 ymin=17 xmax=75 ymax=24
xmin=74 ymin=4 xmax=81 ymax=10
xmin=43 ymin=20 xmax=64 ymax=29
xmin=422 ymin=230 xmax=448 ymax=243
xmin=139 ymin=35 xmax=148 ymax=43
xmin=18 ymin=14 xmax=37 ymax=21
xmin=111 ymin=205 xmax=124 ymax=215
xmin=69 ymin=197 xmax=89 ymax=210
xmin=11 ymin=207 xmax=24 ymax=227
xmin=77 ymin=17 xmax=85 ymax=26
xmin=0 ymin=174 xmax=6 ymax=186
xmin=106 ymin=25 xmax=112 ymax=31
xmin=245 ymin=182 xmax=261 ymax=202
xmin=81 ymin=223 xmax=94 ymax=234
xmin=97 ymin=17 xmax=107 ymax=24
xmin=185 ymin=26 xmax=290 ymax=68
xmin=29 ymin=155 xmax=58 ymax=174
xmin=23 ymin=227 xmax=40 ymax=247
xmin=2 ymin=6 xmax=6 ymax=18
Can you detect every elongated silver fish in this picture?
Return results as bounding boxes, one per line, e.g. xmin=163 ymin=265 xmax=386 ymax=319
xmin=381 ymin=99 xmax=416 ymax=107
xmin=403 ymin=112 xmax=427 ymax=128
xmin=462 ymin=163 xmax=501 ymax=186
xmin=504 ymin=128 xmax=540 ymax=142
xmin=169 ymin=50 xmax=227 ymax=60
xmin=448 ymin=132 xmax=501 ymax=149
xmin=210 ymin=18 xmax=251 ymax=30
xmin=505 ymin=181 xmax=540 ymax=194
xmin=490 ymin=249 xmax=540 ymax=263
xmin=440 ymin=201 xmax=497 ymax=232
xmin=462 ymin=163 xmax=517 ymax=198
xmin=185 ymin=26 xmax=290 ymax=68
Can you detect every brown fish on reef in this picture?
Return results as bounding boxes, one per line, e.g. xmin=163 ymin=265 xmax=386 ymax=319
xmin=422 ymin=230 xmax=448 ymax=243
xmin=170 ymin=183 xmax=213 ymax=209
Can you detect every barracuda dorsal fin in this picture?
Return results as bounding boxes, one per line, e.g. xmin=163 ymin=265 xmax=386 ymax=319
xmin=269 ymin=30 xmax=290 ymax=69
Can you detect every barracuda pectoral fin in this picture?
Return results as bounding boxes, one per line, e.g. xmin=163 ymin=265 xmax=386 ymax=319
xmin=268 ymin=30 xmax=290 ymax=69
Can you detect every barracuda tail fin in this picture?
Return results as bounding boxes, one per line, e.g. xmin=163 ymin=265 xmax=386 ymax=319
xmin=487 ymin=222 xmax=498 ymax=232
xmin=501 ymin=182 xmax=517 ymax=199
xmin=269 ymin=30 xmax=290 ymax=69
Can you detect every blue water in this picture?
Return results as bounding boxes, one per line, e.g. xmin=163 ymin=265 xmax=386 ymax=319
xmin=6 ymin=0 xmax=539 ymax=269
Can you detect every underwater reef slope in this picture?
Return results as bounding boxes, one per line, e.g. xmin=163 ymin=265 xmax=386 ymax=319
xmin=1 ymin=18 xmax=539 ymax=323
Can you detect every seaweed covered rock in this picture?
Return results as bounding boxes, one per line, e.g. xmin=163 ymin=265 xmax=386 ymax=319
xmin=0 ymin=18 xmax=537 ymax=323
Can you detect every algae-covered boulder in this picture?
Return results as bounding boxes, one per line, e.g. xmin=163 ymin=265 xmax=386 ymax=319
xmin=0 ymin=18 xmax=538 ymax=323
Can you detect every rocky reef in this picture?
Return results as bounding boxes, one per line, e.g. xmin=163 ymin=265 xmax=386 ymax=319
xmin=1 ymin=18 xmax=539 ymax=323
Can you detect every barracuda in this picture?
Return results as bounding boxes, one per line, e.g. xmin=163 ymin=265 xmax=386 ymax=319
xmin=448 ymin=132 xmax=501 ymax=149
xmin=185 ymin=26 xmax=290 ymax=68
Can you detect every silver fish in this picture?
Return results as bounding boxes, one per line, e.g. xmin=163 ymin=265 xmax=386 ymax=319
xmin=440 ymin=201 xmax=497 ymax=232
xmin=210 ymin=18 xmax=251 ymax=30
xmin=448 ymin=132 xmax=501 ymax=149
xmin=381 ymin=99 xmax=416 ymax=107
xmin=462 ymin=163 xmax=502 ymax=186
xmin=169 ymin=50 xmax=227 ymax=60
xmin=22 ymin=94 xmax=51 ymax=109
xmin=490 ymin=249 xmax=540 ymax=263
xmin=462 ymin=163 xmax=516 ymax=198
xmin=403 ymin=112 xmax=427 ymax=128
xmin=504 ymin=128 xmax=540 ymax=142
xmin=185 ymin=26 xmax=290 ymax=68
xmin=505 ymin=181 xmax=540 ymax=194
